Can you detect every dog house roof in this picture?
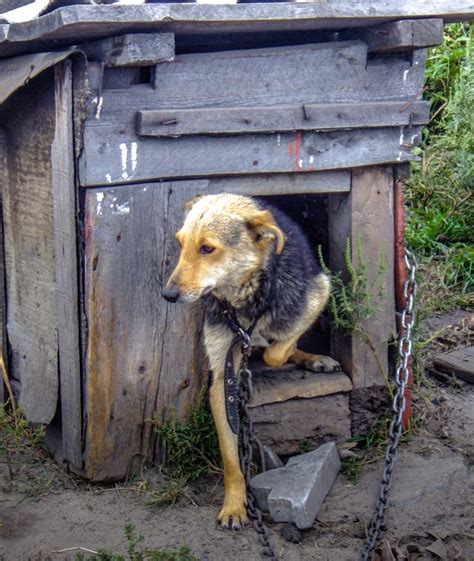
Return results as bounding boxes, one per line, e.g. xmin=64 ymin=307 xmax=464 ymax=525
xmin=0 ymin=1 xmax=473 ymax=59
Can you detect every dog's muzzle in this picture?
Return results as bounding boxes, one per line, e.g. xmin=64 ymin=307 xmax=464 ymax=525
xmin=162 ymin=286 xmax=180 ymax=303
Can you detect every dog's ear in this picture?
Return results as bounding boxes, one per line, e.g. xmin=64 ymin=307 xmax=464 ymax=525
xmin=184 ymin=195 xmax=203 ymax=215
xmin=246 ymin=210 xmax=286 ymax=255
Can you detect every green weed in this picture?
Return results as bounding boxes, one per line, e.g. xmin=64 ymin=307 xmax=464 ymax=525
xmin=405 ymin=23 xmax=473 ymax=312
xmin=152 ymin=390 xmax=221 ymax=482
xmin=75 ymin=523 xmax=198 ymax=561
xmin=0 ymin=401 xmax=46 ymax=481
xmin=340 ymin=457 xmax=362 ymax=485
xmin=318 ymin=239 xmax=391 ymax=394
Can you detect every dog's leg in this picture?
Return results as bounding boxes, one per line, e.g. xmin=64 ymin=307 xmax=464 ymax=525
xmin=263 ymin=274 xmax=341 ymax=373
xmin=205 ymin=322 xmax=248 ymax=530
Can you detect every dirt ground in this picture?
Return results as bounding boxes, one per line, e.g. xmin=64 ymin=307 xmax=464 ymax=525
xmin=1 ymin=311 xmax=473 ymax=561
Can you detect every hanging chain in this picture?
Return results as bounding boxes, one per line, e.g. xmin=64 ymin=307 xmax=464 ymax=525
xmin=237 ymin=335 xmax=279 ymax=560
xmin=360 ymin=248 xmax=417 ymax=561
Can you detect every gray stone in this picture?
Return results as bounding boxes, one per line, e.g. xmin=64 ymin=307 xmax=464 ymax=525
xmin=263 ymin=446 xmax=284 ymax=471
xmin=250 ymin=442 xmax=340 ymax=529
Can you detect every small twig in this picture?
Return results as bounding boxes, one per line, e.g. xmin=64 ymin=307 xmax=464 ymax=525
xmin=53 ymin=546 xmax=98 ymax=554
xmin=443 ymin=192 xmax=473 ymax=222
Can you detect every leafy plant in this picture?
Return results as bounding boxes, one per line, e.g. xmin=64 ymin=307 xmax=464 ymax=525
xmin=152 ymin=390 xmax=221 ymax=482
xmin=0 ymin=401 xmax=46 ymax=480
xmin=75 ymin=523 xmax=198 ymax=561
xmin=318 ymin=239 xmax=391 ymax=394
xmin=405 ymin=23 xmax=473 ymax=312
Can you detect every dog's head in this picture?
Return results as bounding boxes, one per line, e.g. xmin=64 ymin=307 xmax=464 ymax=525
xmin=162 ymin=194 xmax=285 ymax=303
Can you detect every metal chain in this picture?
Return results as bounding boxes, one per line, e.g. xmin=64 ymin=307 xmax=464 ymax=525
xmin=360 ymin=248 xmax=417 ymax=561
xmin=238 ymin=343 xmax=279 ymax=560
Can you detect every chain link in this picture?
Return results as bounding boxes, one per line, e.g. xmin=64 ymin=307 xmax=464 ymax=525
xmin=360 ymin=248 xmax=417 ymax=561
xmin=238 ymin=347 xmax=279 ymax=560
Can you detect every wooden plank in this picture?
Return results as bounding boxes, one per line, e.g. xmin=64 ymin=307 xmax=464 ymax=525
xmin=79 ymin=126 xmax=421 ymax=187
xmin=328 ymin=166 xmax=396 ymax=388
xmin=137 ymin=101 xmax=430 ymax=137
xmin=207 ymin=171 xmax=351 ymax=196
xmin=84 ymin=181 xmax=206 ymax=481
xmin=0 ymin=69 xmax=59 ymax=423
xmin=81 ymin=32 xmax=175 ymax=67
xmin=249 ymin=393 xmax=351 ymax=456
xmin=52 ymin=61 xmax=82 ymax=469
xmin=433 ymin=346 xmax=474 ymax=384
xmin=0 ymin=129 xmax=7 ymax=403
xmin=1 ymin=2 xmax=473 ymax=58
xmin=248 ymin=365 xmax=352 ymax=408
xmin=342 ymin=18 xmax=444 ymax=52
xmin=152 ymin=42 xmax=368 ymax=104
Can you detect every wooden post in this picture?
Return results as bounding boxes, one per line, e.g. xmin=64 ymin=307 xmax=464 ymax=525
xmin=328 ymin=165 xmax=396 ymax=389
xmin=52 ymin=61 xmax=83 ymax=469
xmin=0 ymin=129 xmax=8 ymax=403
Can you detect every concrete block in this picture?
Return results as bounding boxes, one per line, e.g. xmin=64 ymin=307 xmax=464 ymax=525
xmin=263 ymin=446 xmax=284 ymax=470
xmin=250 ymin=442 xmax=340 ymax=529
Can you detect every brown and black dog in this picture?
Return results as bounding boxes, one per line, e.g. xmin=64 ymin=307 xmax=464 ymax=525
xmin=163 ymin=193 xmax=340 ymax=529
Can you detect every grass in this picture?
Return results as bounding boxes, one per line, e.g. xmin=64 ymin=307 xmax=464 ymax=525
xmin=74 ymin=523 xmax=198 ymax=561
xmin=405 ymin=23 xmax=473 ymax=314
xmin=152 ymin=391 xmax=221 ymax=482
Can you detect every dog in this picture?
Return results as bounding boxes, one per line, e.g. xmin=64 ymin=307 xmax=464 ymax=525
xmin=162 ymin=193 xmax=340 ymax=529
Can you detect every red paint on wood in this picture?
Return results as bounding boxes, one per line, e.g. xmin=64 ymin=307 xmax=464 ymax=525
xmin=294 ymin=131 xmax=302 ymax=170
xmin=394 ymin=178 xmax=412 ymax=429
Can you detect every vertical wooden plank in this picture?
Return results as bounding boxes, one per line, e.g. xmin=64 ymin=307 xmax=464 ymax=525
xmin=84 ymin=181 xmax=205 ymax=481
xmin=1 ymin=70 xmax=59 ymax=423
xmin=52 ymin=61 xmax=82 ymax=468
xmin=328 ymin=166 xmax=395 ymax=388
xmin=0 ymin=129 xmax=8 ymax=403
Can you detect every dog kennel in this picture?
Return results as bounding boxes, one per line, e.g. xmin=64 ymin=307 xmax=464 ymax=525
xmin=0 ymin=2 xmax=471 ymax=481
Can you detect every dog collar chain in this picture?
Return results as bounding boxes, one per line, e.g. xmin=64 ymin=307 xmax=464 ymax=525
xmin=223 ymin=307 xmax=279 ymax=560
xmin=223 ymin=307 xmax=255 ymax=436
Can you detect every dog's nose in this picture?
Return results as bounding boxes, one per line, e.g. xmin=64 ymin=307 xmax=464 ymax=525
xmin=162 ymin=286 xmax=180 ymax=303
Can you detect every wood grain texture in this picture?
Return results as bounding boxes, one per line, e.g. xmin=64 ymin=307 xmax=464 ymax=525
xmin=52 ymin=61 xmax=82 ymax=468
xmin=84 ymin=181 xmax=205 ymax=481
xmin=248 ymin=365 xmax=352 ymax=408
xmin=328 ymin=166 xmax=396 ymax=388
xmin=1 ymin=70 xmax=59 ymax=423
xmin=1 ymin=2 xmax=473 ymax=58
xmin=249 ymin=393 xmax=351 ymax=456
xmin=81 ymin=32 xmax=175 ymax=67
xmin=80 ymin=126 xmax=420 ymax=187
xmin=433 ymin=346 xmax=474 ymax=384
xmin=0 ymin=129 xmax=7 ymax=403
xmin=342 ymin=18 xmax=444 ymax=52
xmin=137 ymin=101 xmax=430 ymax=138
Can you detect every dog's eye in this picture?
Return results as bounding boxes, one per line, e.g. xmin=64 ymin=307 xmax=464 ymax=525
xmin=199 ymin=245 xmax=215 ymax=255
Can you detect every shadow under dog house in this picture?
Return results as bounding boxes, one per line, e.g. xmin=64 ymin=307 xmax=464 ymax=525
xmin=0 ymin=2 xmax=471 ymax=481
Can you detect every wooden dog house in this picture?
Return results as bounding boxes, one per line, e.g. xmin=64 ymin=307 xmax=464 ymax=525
xmin=0 ymin=2 xmax=471 ymax=481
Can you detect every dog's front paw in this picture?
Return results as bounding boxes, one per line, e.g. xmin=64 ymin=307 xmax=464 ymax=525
xmin=218 ymin=500 xmax=249 ymax=531
xmin=304 ymin=354 xmax=341 ymax=373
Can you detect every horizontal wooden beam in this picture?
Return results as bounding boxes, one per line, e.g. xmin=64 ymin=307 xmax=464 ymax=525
xmin=79 ymin=126 xmax=421 ymax=187
xmin=136 ymin=101 xmax=430 ymax=137
xmin=342 ymin=18 xmax=444 ymax=52
xmin=80 ymin=32 xmax=175 ymax=67
xmin=1 ymin=2 xmax=473 ymax=58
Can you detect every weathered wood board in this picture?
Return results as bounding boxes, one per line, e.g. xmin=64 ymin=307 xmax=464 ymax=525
xmin=0 ymin=129 xmax=7 ymax=403
xmin=1 ymin=70 xmax=59 ymax=423
xmin=81 ymin=32 xmax=175 ymax=67
xmin=137 ymin=101 xmax=429 ymax=138
xmin=248 ymin=365 xmax=352 ymax=408
xmin=52 ymin=61 xmax=82 ymax=468
xmin=328 ymin=166 xmax=396 ymax=388
xmin=249 ymin=393 xmax=351 ymax=456
xmin=84 ymin=181 xmax=207 ymax=481
xmin=79 ymin=43 xmax=425 ymax=186
xmin=80 ymin=126 xmax=420 ymax=187
xmin=1 ymin=2 xmax=473 ymax=58
xmin=342 ymin=18 xmax=444 ymax=53
xmin=433 ymin=346 xmax=474 ymax=384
